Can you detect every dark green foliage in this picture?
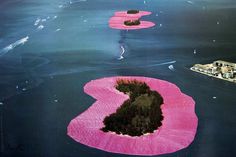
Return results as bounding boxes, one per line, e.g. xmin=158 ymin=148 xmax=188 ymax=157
xmin=124 ymin=20 xmax=141 ymax=26
xmin=101 ymin=79 xmax=164 ymax=137
xmin=127 ymin=10 xmax=139 ymax=14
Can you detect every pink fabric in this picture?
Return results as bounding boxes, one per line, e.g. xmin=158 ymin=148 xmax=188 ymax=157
xmin=114 ymin=11 xmax=152 ymax=17
xmin=109 ymin=11 xmax=155 ymax=30
xmin=67 ymin=76 xmax=198 ymax=155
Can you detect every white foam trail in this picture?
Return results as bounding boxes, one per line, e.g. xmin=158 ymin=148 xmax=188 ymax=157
xmin=72 ymin=0 xmax=87 ymax=3
xmin=55 ymin=28 xmax=61 ymax=32
xmin=168 ymin=65 xmax=174 ymax=71
xmin=41 ymin=19 xmax=47 ymax=22
xmin=34 ymin=18 xmax=41 ymax=26
xmin=147 ymin=60 xmax=176 ymax=67
xmin=118 ymin=45 xmax=125 ymax=60
xmin=0 ymin=36 xmax=29 ymax=57
xmin=37 ymin=25 xmax=44 ymax=30
xmin=187 ymin=1 xmax=194 ymax=4
xmin=58 ymin=0 xmax=87 ymax=9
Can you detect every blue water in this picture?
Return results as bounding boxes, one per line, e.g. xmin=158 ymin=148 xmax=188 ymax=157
xmin=0 ymin=0 xmax=236 ymax=156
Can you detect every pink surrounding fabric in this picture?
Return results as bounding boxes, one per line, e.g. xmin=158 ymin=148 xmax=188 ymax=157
xmin=109 ymin=11 xmax=155 ymax=30
xmin=67 ymin=76 xmax=198 ymax=156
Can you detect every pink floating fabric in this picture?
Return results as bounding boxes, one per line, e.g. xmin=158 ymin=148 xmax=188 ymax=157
xmin=109 ymin=11 xmax=155 ymax=30
xmin=114 ymin=11 xmax=152 ymax=18
xmin=67 ymin=76 xmax=198 ymax=156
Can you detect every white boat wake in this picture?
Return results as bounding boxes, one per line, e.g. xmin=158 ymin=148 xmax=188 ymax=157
xmin=147 ymin=60 xmax=176 ymax=67
xmin=34 ymin=18 xmax=41 ymax=26
xmin=55 ymin=28 xmax=61 ymax=32
xmin=59 ymin=0 xmax=87 ymax=8
xmin=0 ymin=36 xmax=29 ymax=57
xmin=187 ymin=1 xmax=194 ymax=4
xmin=37 ymin=24 xmax=44 ymax=30
xmin=118 ymin=45 xmax=125 ymax=60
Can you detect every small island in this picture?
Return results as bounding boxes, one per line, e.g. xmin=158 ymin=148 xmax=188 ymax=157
xmin=101 ymin=79 xmax=164 ymax=137
xmin=127 ymin=10 xmax=139 ymax=14
xmin=109 ymin=11 xmax=155 ymax=30
xmin=124 ymin=19 xmax=141 ymax=26
xmin=190 ymin=60 xmax=236 ymax=83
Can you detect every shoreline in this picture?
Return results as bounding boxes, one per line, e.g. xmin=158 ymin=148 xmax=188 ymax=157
xmin=108 ymin=129 xmax=160 ymax=138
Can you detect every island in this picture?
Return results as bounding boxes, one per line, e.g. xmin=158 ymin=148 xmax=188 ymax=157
xmin=190 ymin=60 xmax=236 ymax=83
xmin=109 ymin=11 xmax=155 ymax=30
xmin=127 ymin=10 xmax=139 ymax=14
xmin=124 ymin=20 xmax=141 ymax=26
xmin=101 ymin=79 xmax=163 ymax=136
xmin=67 ymin=76 xmax=198 ymax=156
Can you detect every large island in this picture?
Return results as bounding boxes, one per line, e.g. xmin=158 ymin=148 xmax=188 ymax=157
xmin=191 ymin=60 xmax=236 ymax=83
xmin=101 ymin=79 xmax=163 ymax=136
xmin=67 ymin=76 xmax=198 ymax=156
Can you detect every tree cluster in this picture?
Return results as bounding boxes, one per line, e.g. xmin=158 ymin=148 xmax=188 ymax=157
xmin=127 ymin=10 xmax=139 ymax=14
xmin=101 ymin=79 xmax=164 ymax=137
xmin=124 ymin=20 xmax=141 ymax=26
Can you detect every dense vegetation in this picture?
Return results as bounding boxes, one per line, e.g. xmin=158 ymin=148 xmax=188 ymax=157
xmin=101 ymin=79 xmax=164 ymax=137
xmin=127 ymin=10 xmax=139 ymax=14
xmin=124 ymin=20 xmax=141 ymax=26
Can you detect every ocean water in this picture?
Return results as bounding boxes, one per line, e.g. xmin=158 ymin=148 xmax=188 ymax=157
xmin=0 ymin=0 xmax=236 ymax=156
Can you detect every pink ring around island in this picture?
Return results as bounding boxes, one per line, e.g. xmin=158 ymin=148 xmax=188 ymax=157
xmin=109 ymin=11 xmax=155 ymax=30
xmin=67 ymin=76 xmax=198 ymax=156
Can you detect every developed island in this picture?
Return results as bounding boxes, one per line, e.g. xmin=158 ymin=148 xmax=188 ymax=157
xmin=101 ymin=79 xmax=163 ymax=136
xmin=190 ymin=60 xmax=236 ymax=83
